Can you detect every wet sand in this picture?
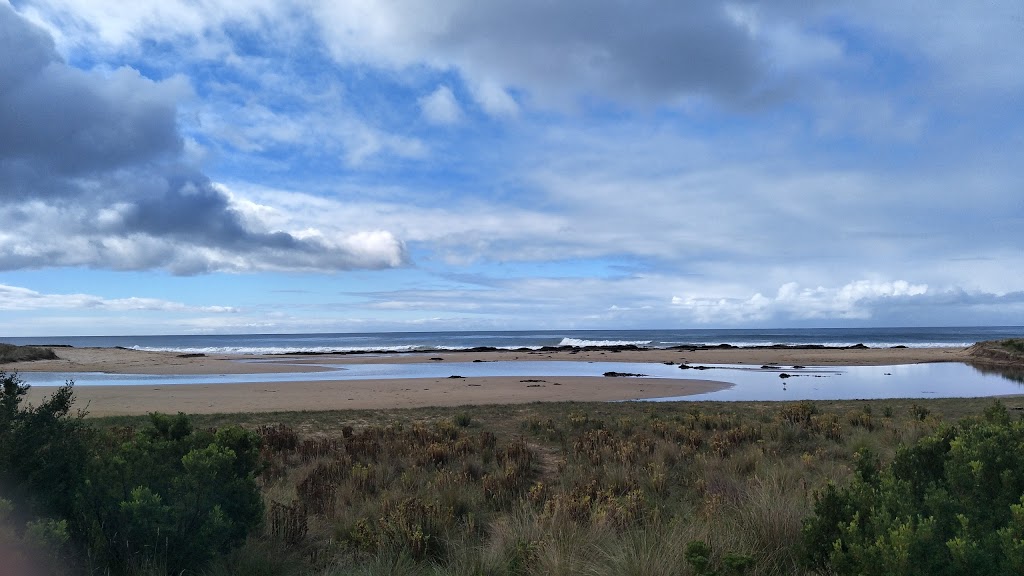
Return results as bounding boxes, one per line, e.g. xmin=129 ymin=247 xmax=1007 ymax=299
xmin=23 ymin=376 xmax=730 ymax=417
xmin=9 ymin=345 xmax=971 ymax=416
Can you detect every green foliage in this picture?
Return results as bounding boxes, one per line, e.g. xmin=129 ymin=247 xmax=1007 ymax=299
xmin=998 ymin=339 xmax=1024 ymax=354
xmin=802 ymin=401 xmax=1024 ymax=575
xmin=909 ymin=403 xmax=931 ymax=421
xmin=0 ymin=372 xmax=263 ymax=574
xmin=453 ymin=412 xmax=473 ymax=427
xmin=685 ymin=540 xmax=754 ymax=576
xmin=685 ymin=540 xmax=716 ymax=575
xmin=0 ymin=371 xmax=89 ymax=517
xmin=10 ymin=383 xmax=1016 ymax=574
xmin=76 ymin=412 xmax=264 ymax=573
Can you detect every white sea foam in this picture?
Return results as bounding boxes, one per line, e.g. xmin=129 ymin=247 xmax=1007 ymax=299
xmin=131 ymin=345 xmax=423 ymax=355
xmin=131 ymin=343 xmax=549 ymax=355
xmin=432 ymin=345 xmax=545 ymax=351
xmin=129 ymin=336 xmax=975 ymax=356
xmin=558 ymin=338 xmax=652 ymax=348
xmin=822 ymin=342 xmax=975 ymax=349
xmin=662 ymin=341 xmax=972 ymax=349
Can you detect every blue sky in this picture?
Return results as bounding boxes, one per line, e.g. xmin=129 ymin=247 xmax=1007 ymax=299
xmin=1 ymin=0 xmax=1022 ymax=336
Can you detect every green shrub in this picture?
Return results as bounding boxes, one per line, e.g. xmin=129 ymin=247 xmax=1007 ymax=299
xmin=0 ymin=372 xmax=89 ymax=517
xmin=685 ymin=540 xmax=754 ymax=576
xmin=802 ymin=401 xmax=1024 ymax=575
xmin=76 ymin=412 xmax=264 ymax=573
xmin=0 ymin=372 xmax=263 ymax=574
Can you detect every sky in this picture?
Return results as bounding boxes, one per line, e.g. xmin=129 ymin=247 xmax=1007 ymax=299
xmin=1 ymin=0 xmax=1023 ymax=336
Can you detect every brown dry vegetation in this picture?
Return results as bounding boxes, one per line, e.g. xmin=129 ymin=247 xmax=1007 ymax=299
xmin=0 ymin=343 xmax=58 ymax=363
xmin=87 ymin=396 xmax=1024 ymax=575
xmin=966 ymin=339 xmax=1024 ymax=384
xmin=967 ymin=338 xmax=1024 ymax=364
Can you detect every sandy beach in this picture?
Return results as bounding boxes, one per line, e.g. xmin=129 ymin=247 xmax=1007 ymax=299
xmin=8 ymin=345 xmax=973 ymax=416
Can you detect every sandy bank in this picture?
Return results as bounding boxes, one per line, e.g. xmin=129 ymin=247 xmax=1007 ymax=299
xmin=23 ymin=376 xmax=729 ymax=417
xmin=6 ymin=344 xmax=971 ymax=375
xmin=7 ymin=344 xmax=973 ymax=417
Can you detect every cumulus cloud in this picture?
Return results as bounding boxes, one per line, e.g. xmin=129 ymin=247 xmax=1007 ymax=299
xmin=0 ymin=3 xmax=408 ymax=274
xmin=0 ymin=5 xmax=185 ymax=182
xmin=672 ymin=280 xmax=934 ymax=323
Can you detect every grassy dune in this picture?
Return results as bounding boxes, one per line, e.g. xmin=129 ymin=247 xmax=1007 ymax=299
xmin=967 ymin=338 xmax=1024 ymax=363
xmin=90 ymin=396 xmax=1024 ymax=575
xmin=0 ymin=343 xmax=58 ymax=363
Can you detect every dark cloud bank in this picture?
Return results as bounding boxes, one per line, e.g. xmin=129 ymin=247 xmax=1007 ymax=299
xmin=0 ymin=3 xmax=405 ymax=274
xmin=442 ymin=0 xmax=763 ymax=103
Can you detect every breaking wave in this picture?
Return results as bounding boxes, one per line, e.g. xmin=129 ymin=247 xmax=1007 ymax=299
xmin=131 ymin=345 xmax=423 ymax=355
xmin=558 ymin=338 xmax=652 ymax=348
xmin=131 ymin=344 xmax=548 ymax=355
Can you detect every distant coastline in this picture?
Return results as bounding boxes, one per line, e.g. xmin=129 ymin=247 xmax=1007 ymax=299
xmin=3 ymin=326 xmax=1021 ymax=356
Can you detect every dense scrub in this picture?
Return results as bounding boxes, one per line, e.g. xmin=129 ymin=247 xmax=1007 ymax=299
xmin=0 ymin=372 xmax=263 ymax=575
xmin=803 ymin=403 xmax=1024 ymax=575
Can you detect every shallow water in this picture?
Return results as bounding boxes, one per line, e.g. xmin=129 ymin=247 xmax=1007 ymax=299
xmin=16 ymin=360 xmax=1024 ymax=400
xmin=649 ymin=362 xmax=1023 ymax=401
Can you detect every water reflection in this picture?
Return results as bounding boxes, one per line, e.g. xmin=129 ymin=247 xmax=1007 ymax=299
xmin=654 ymin=362 xmax=1024 ymax=401
xmin=15 ymin=360 xmax=1024 ymax=401
xmin=966 ymin=362 xmax=1024 ymax=385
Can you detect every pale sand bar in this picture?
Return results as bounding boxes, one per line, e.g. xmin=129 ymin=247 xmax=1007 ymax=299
xmin=9 ymin=345 xmax=971 ymax=416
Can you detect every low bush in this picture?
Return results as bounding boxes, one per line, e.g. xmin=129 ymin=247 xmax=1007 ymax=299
xmin=802 ymin=401 xmax=1024 ymax=575
xmin=0 ymin=371 xmax=263 ymax=575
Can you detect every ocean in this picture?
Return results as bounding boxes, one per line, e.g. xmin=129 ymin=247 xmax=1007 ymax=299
xmin=5 ymin=326 xmax=1022 ymax=355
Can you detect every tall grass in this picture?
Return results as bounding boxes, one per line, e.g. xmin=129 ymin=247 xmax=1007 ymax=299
xmin=85 ymin=397 xmax=1018 ymax=575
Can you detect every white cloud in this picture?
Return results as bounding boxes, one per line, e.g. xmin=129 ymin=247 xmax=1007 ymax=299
xmin=21 ymin=0 xmax=281 ymax=52
xmin=6 ymin=0 xmax=1024 ymax=332
xmin=0 ymin=5 xmax=413 ymax=275
xmin=469 ymin=79 xmax=519 ymax=117
xmin=0 ymin=283 xmax=237 ymax=312
xmin=672 ymin=279 xmax=930 ymax=323
xmin=226 ymin=182 xmax=567 ymax=259
xmin=343 ymin=125 xmax=428 ymax=167
xmin=0 ymin=193 xmax=409 ymax=274
xmin=419 ymin=85 xmax=462 ymax=124
xmin=22 ymin=0 xmax=1023 ymax=111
